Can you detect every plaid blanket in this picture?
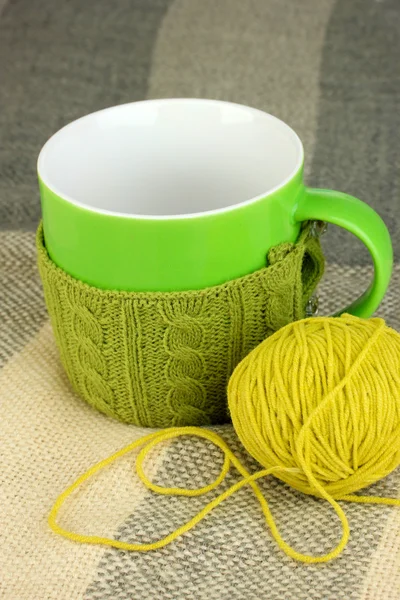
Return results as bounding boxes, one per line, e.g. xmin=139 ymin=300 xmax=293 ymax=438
xmin=1 ymin=1 xmax=399 ymax=598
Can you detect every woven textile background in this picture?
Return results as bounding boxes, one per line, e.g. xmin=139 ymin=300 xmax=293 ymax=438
xmin=1 ymin=1 xmax=399 ymax=599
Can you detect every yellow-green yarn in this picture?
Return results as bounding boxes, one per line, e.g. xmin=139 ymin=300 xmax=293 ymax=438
xmin=229 ymin=313 xmax=400 ymax=497
xmin=48 ymin=315 xmax=400 ymax=563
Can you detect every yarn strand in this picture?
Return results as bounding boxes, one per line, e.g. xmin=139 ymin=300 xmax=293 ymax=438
xmin=48 ymin=428 xmax=398 ymax=564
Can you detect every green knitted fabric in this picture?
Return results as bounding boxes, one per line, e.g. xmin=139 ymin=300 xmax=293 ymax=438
xmin=37 ymin=222 xmax=325 ymax=427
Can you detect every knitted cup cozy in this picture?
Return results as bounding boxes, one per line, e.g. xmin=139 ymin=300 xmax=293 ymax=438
xmin=37 ymin=222 xmax=325 ymax=427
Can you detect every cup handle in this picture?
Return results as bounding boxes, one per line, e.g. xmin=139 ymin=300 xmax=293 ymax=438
xmin=294 ymin=188 xmax=393 ymax=318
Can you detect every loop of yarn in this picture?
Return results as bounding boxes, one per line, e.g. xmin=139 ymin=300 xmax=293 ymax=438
xmin=49 ymin=315 xmax=400 ymax=563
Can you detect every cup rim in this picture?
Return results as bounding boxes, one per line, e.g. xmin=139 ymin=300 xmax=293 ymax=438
xmin=37 ymin=98 xmax=304 ymax=221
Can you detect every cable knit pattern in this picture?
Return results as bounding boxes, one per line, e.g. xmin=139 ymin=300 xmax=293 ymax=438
xmin=68 ymin=292 xmax=116 ymax=416
xmin=37 ymin=222 xmax=324 ymax=427
xmin=159 ymin=300 xmax=209 ymax=426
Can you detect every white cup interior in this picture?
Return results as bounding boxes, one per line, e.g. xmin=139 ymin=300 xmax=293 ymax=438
xmin=38 ymin=99 xmax=303 ymax=218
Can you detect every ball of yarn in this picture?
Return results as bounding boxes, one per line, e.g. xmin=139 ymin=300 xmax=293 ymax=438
xmin=228 ymin=314 xmax=400 ymax=500
xmin=49 ymin=314 xmax=400 ymax=564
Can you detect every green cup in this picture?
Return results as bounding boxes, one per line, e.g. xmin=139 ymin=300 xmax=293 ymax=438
xmin=38 ymin=99 xmax=392 ymax=317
